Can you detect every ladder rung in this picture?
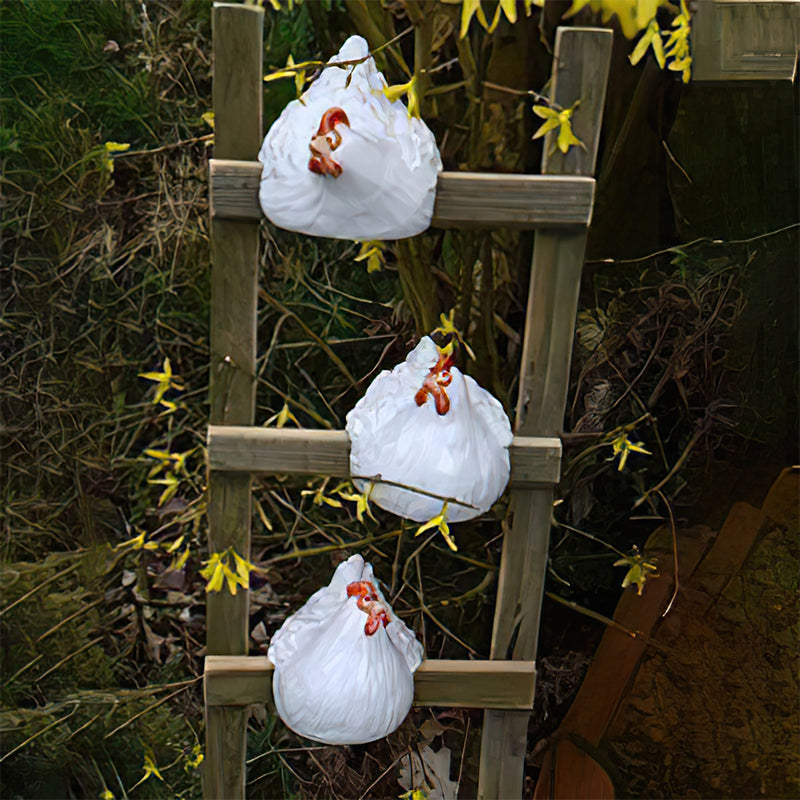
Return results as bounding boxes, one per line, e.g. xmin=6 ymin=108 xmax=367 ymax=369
xmin=209 ymin=159 xmax=595 ymax=228
xmin=432 ymin=172 xmax=594 ymax=228
xmin=205 ymin=655 xmax=536 ymax=710
xmin=207 ymin=425 xmax=561 ymax=486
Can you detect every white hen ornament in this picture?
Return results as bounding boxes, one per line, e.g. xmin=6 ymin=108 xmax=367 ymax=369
xmin=258 ymin=36 xmax=442 ymax=241
xmin=346 ymin=337 xmax=513 ymax=547
xmin=268 ymin=554 xmax=424 ymax=745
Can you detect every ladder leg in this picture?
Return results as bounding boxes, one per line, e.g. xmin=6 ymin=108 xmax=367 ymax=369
xmin=477 ymin=26 xmax=613 ymax=799
xmin=477 ymin=490 xmax=552 ymax=799
xmin=205 ymin=707 xmax=248 ymax=799
xmin=478 ymin=710 xmax=531 ymax=799
xmin=205 ymin=6 xmax=263 ymax=798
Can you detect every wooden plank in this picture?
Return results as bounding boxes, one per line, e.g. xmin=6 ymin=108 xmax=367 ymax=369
xmin=212 ymin=6 xmax=264 ymax=160
xmin=761 ymin=466 xmax=799 ymax=526
xmin=209 ymin=159 xmax=261 ymax=221
xmin=208 ymin=426 xmax=351 ymax=476
xmin=514 ymin=231 xmax=589 ymax=436
xmin=517 ymin=22 xmax=612 ymax=435
xmin=205 ymin=655 xmax=273 ymax=707
xmin=204 ymin=656 xmax=536 ymax=711
xmin=557 ymin=524 xmax=711 ymax=746
xmin=479 ymin=709 xmax=531 ymax=791
xmin=690 ymin=502 xmax=767 ymax=604
xmin=206 ymin=425 xmax=562 ymax=486
xmin=209 ymin=159 xmax=596 ymax=228
xmin=478 ymin=28 xmax=613 ymax=800
xmin=432 ymin=173 xmax=595 ymax=228
xmin=414 ymin=659 xmax=536 ymax=710
xmin=487 ymin=488 xmax=554 ymax=662
xmin=533 ymin=738 xmax=614 ymax=800
xmin=692 ymin=0 xmax=799 ymax=82
xmin=207 ymin=2 xmax=262 ymax=652
xmin=205 ymin=709 xmax=248 ymax=800
xmin=510 ymin=436 xmax=563 ymax=487
xmin=540 ymin=28 xmax=614 ymax=178
xmin=206 ymin=5 xmax=263 ymax=800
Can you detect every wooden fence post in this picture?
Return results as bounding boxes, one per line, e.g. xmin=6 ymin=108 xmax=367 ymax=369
xmin=204 ymin=4 xmax=263 ymax=800
xmin=477 ymin=27 xmax=613 ymax=800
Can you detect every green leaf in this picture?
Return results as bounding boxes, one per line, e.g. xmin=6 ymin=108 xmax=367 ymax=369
xmin=232 ymin=549 xmax=255 ymax=584
xmin=487 ymin=0 xmax=518 ymax=33
xmin=148 ymin=473 xmax=179 ymax=507
xmin=138 ymin=357 xmax=183 ymax=408
xmin=354 ymin=240 xmax=386 ymax=273
xmin=433 ymin=309 xmax=476 ymax=360
xmin=337 ymin=485 xmax=376 ymax=524
xmin=129 ymin=750 xmax=164 ymax=791
xmin=562 ymin=0 xmax=593 ymax=20
xmin=651 ymin=27 xmax=666 ymax=69
xmin=255 ymin=498 xmax=273 ymax=531
xmin=532 ymin=103 xmax=586 ymax=154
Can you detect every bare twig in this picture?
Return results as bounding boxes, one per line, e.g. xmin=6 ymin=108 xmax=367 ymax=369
xmin=656 ymin=489 xmax=680 ymax=618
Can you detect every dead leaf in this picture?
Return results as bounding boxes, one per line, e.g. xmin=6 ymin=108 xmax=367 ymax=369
xmin=398 ymin=745 xmax=458 ymax=800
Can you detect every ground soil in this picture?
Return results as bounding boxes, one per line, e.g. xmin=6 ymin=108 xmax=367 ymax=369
xmin=603 ymin=468 xmax=799 ymax=799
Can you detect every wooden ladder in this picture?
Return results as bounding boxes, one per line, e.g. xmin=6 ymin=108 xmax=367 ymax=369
xmin=203 ymin=5 xmax=612 ymax=798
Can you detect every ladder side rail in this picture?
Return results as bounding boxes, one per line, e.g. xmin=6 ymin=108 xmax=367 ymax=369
xmin=205 ymin=5 xmax=263 ymax=800
xmin=477 ymin=27 xmax=614 ymax=800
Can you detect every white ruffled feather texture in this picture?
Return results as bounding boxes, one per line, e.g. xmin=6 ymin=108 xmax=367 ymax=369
xmin=258 ymin=35 xmax=442 ymax=240
xmin=346 ymin=337 xmax=513 ymax=523
xmin=268 ymin=554 xmax=424 ymax=745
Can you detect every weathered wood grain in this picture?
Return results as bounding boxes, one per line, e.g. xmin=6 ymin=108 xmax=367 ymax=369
xmin=209 ymin=159 xmax=261 ymax=221
xmin=206 ymin=5 xmax=263 ymax=800
xmin=488 ymin=488 xmax=555 ymax=661
xmin=204 ymin=656 xmax=537 ymax=710
xmin=558 ymin=524 xmax=711 ymax=747
xmin=209 ymin=159 xmax=596 ymax=228
xmin=540 ymin=28 xmax=614 ymax=178
xmin=205 ymin=708 xmax=248 ymax=800
xmin=692 ymin=0 xmax=799 ymax=82
xmin=206 ymin=425 xmax=562 ymax=487
xmin=432 ymin=173 xmax=595 ymax=228
xmin=514 ymin=230 xmax=588 ymax=436
xmin=533 ymin=738 xmax=614 ymax=800
xmin=478 ymin=27 xmax=613 ymax=800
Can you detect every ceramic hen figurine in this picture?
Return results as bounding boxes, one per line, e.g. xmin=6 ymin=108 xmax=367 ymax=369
xmin=268 ymin=554 xmax=424 ymax=744
xmin=259 ymin=35 xmax=442 ymax=240
xmin=346 ymin=337 xmax=513 ymax=529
